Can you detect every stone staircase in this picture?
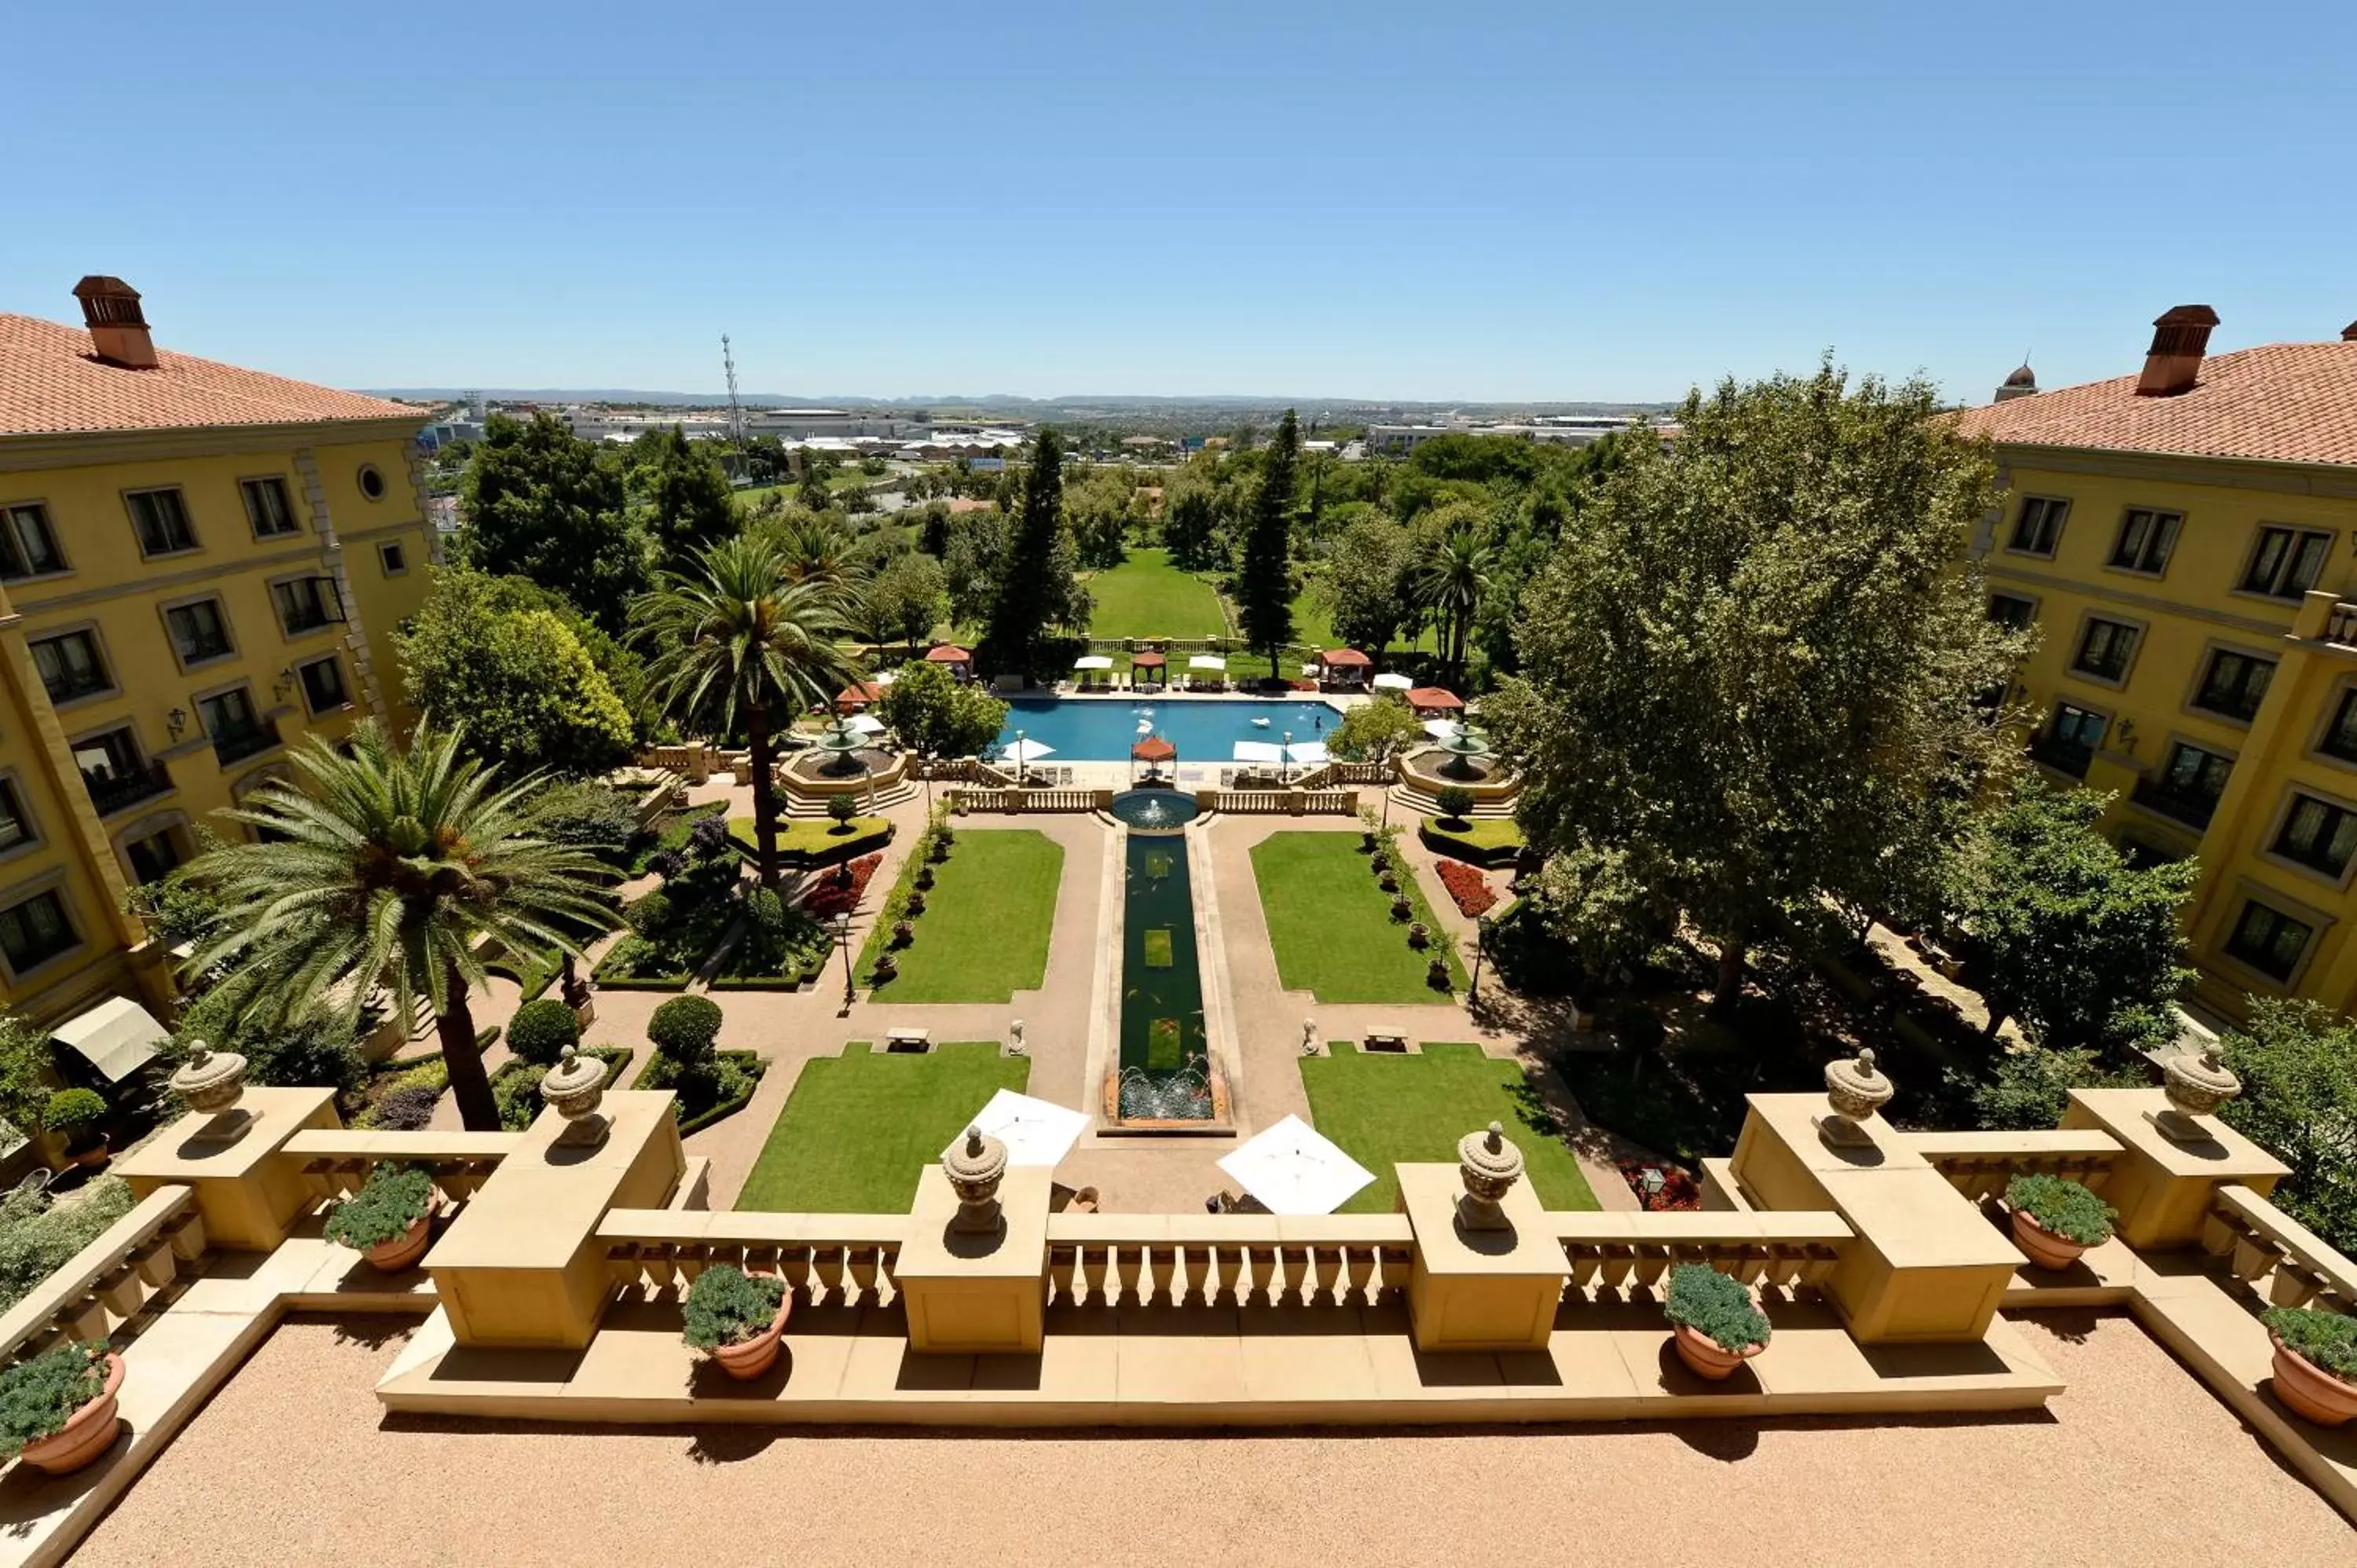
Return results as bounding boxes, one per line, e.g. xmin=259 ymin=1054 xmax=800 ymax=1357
xmin=1387 ymin=778 xmax=1518 ymax=819
xmin=781 ymin=776 xmax=919 ymax=817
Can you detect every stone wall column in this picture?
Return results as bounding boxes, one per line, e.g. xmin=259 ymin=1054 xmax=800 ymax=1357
xmin=293 ymin=446 xmax=389 ymax=723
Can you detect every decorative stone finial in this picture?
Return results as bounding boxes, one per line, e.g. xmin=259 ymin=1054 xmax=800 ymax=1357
xmin=1006 ymin=1019 xmax=1027 ymax=1058
xmin=1456 ymin=1119 xmax=1525 ymax=1230
xmin=1301 ymin=1018 xmax=1318 ymax=1057
xmin=943 ymin=1124 xmax=1009 ymax=1233
xmin=1817 ymin=1048 xmax=1893 ymax=1149
xmin=540 ymin=1044 xmax=610 ymax=1146
xmin=169 ymin=1040 xmax=248 ymax=1117
xmin=2154 ymin=1042 xmax=2240 ymax=1143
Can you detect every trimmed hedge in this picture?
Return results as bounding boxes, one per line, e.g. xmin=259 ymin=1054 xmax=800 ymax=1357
xmin=1417 ymin=817 xmax=1525 ymax=869
xmin=727 ymin=815 xmax=895 ymax=866
xmin=634 ymin=1047 xmax=766 ymax=1135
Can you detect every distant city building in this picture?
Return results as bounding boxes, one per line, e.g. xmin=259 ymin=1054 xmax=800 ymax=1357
xmin=1364 ymin=415 xmax=1649 ymax=456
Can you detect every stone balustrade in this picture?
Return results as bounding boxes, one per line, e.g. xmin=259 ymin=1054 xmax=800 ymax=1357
xmin=1908 ymin=1129 xmax=2123 ymax=1200
xmin=950 ymin=787 xmax=1109 ymax=813
xmin=1043 ymin=1212 xmax=1415 ymax=1308
xmin=1197 ymin=789 xmax=1358 ymax=815
xmin=1550 ymin=1211 xmax=1853 ymax=1298
xmin=2201 ymin=1183 xmax=2357 ymax=1313
xmin=284 ymin=1128 xmax=523 ymax=1209
xmin=598 ymin=1210 xmax=908 ymax=1307
xmin=0 ymin=1185 xmax=207 ymax=1369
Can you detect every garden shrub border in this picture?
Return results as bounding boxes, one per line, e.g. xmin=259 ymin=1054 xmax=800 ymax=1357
xmin=632 ymin=1047 xmax=767 ymax=1135
xmin=1417 ymin=818 xmax=1525 ymax=869
xmin=622 ymin=800 xmax=728 ymax=876
xmin=1435 ymin=858 xmax=1499 ymax=918
xmin=728 ymin=815 xmax=896 ymax=867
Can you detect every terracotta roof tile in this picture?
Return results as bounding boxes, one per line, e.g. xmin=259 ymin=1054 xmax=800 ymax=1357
xmin=1951 ymin=341 xmax=2357 ymax=467
xmin=0 ymin=312 xmax=429 ymax=438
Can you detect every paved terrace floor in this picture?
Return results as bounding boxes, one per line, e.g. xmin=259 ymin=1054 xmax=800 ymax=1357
xmin=75 ymin=1310 xmax=2353 ymax=1566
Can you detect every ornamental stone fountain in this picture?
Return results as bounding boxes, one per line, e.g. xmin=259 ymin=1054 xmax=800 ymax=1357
xmin=1816 ymin=1047 xmax=1893 ymax=1149
xmin=538 ymin=1046 xmax=610 ymax=1148
xmin=1456 ymin=1120 xmax=1525 ymax=1230
xmin=944 ymin=1126 xmax=1009 ymax=1234
xmin=168 ymin=1041 xmax=251 ymax=1143
xmin=2152 ymin=1042 xmax=2240 ymax=1144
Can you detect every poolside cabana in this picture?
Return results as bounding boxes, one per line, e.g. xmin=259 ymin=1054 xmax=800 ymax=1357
xmin=1131 ymin=734 xmax=1176 ymax=784
xmin=1186 ymin=653 xmax=1228 ymax=692
xmin=1369 ymin=671 xmax=1413 ymax=694
xmin=835 ymin=680 xmax=885 ymax=715
xmin=925 ymin=643 xmax=974 ymax=683
xmin=1406 ymin=685 xmax=1464 ymax=718
xmin=1131 ymin=650 xmax=1168 ymax=691
xmin=1316 ymin=647 xmax=1373 ymax=690
xmin=1072 ymin=654 xmax=1114 ymax=692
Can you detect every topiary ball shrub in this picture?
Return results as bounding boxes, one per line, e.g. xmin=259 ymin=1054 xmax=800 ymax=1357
xmin=627 ymin=892 xmax=675 ymax=938
xmin=324 ymin=1164 xmax=434 ymax=1253
xmin=1663 ymin=1262 xmax=1770 ymax=1353
xmin=649 ymin=995 xmax=724 ymax=1065
xmin=0 ymin=1341 xmax=109 ymax=1460
xmin=682 ymin=1264 xmax=786 ymax=1351
xmin=2262 ymin=1306 xmax=2357 ymax=1384
xmin=2004 ymin=1173 xmax=2117 ymax=1247
xmin=43 ymin=1090 xmax=107 ymax=1151
xmin=826 ymin=794 xmax=859 ymax=829
xmin=507 ymin=998 xmax=581 ymax=1068
xmin=1435 ymin=786 xmax=1475 ymax=826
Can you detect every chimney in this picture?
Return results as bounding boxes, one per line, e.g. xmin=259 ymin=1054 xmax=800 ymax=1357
xmin=72 ymin=277 xmax=157 ymax=369
xmin=2135 ymin=304 xmax=2219 ymax=397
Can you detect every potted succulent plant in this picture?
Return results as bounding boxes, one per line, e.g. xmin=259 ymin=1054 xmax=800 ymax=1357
xmin=1391 ymin=894 xmax=1413 ymax=921
xmin=871 ymin=951 xmax=898 ymax=982
xmin=324 ymin=1163 xmax=436 ymax=1272
xmin=907 ymin=888 xmax=927 ymax=916
xmin=2260 ymin=1306 xmax=2357 ymax=1427
xmin=1426 ymin=956 xmax=1450 ymax=989
xmin=0 ymin=1340 xmax=123 ymax=1476
xmin=2004 ymin=1173 xmax=2115 ymax=1271
xmin=1408 ymin=921 xmax=1430 ymax=949
xmin=1664 ymin=1262 xmax=1770 ymax=1379
xmin=915 ymin=865 xmax=936 ymax=892
xmin=684 ymin=1264 xmax=791 ymax=1379
xmin=1358 ymin=807 xmax=1381 ymax=852
xmin=45 ymin=1089 xmax=109 ymax=1168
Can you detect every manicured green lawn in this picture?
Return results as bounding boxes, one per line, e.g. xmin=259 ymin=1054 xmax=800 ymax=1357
xmin=1250 ymin=831 xmax=1468 ymax=1002
xmin=1085 ymin=548 xmax=1229 ymax=639
xmin=728 ymin=815 xmax=893 ymax=861
xmin=866 ymin=829 xmax=1062 ymax=1001
xmin=737 ymin=1042 xmax=1028 ymax=1212
xmin=1302 ymin=1042 xmax=1601 ymax=1214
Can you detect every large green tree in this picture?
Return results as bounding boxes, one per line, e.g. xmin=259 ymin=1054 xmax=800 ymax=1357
xmin=2220 ymin=998 xmax=2357 ymax=1254
xmin=183 ymin=723 xmax=611 ymax=1131
xmin=638 ymin=424 xmax=739 ymax=566
xmin=1324 ymin=511 xmax=1413 ymax=657
xmin=1235 ymin=409 xmax=1299 ymax=669
xmin=875 ymin=659 xmax=1007 ymax=764
xmin=867 ymin=551 xmax=949 ymax=654
xmin=1486 ymin=363 xmax=2022 ymax=1009
xmin=976 ymin=428 xmax=1091 ymax=677
xmin=632 ymin=534 xmax=857 ymax=888
xmin=1415 ymin=523 xmax=1496 ymax=688
xmin=395 ymin=570 xmax=634 ymax=778
xmin=458 ymin=412 xmax=648 ymax=635
xmin=1953 ymin=777 xmax=2195 ymax=1053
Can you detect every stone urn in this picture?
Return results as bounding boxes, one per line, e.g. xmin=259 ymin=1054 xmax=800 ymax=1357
xmin=2154 ymin=1044 xmax=2240 ymax=1144
xmin=16 ymin=1352 xmax=124 ymax=1476
xmin=169 ymin=1042 xmax=251 ymax=1141
xmin=1456 ymin=1121 xmax=1524 ymax=1230
xmin=944 ymin=1125 xmax=1008 ymax=1234
xmin=539 ymin=1046 xmax=610 ymax=1147
xmin=2270 ymin=1335 xmax=2357 ymax=1427
xmin=1816 ymin=1048 xmax=1893 ymax=1149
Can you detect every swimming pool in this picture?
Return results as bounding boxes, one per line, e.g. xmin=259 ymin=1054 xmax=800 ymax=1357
xmin=992 ymin=697 xmax=1343 ymax=763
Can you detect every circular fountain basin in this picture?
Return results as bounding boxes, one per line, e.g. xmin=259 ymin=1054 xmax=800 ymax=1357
xmin=1110 ymin=789 xmax=1199 ymax=833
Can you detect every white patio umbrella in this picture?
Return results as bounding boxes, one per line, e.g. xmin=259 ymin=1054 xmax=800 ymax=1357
xmin=1072 ymin=654 xmax=1114 ymax=671
xmin=1285 ymin=740 xmax=1330 ymax=765
xmin=1423 ymin=718 xmax=1464 ymax=741
xmin=1000 ymin=737 xmax=1056 ymax=764
xmin=845 ymin=713 xmax=886 ymax=736
xmin=1218 ymin=1115 xmax=1375 ymax=1216
xmin=1370 ymin=672 xmax=1413 ymax=692
xmin=1232 ymin=740 xmax=1285 ymax=764
xmin=1188 ymin=654 xmax=1227 ymax=671
xmin=873 ymin=669 xmax=898 ymax=685
xmin=946 ymin=1089 xmax=1091 ymax=1169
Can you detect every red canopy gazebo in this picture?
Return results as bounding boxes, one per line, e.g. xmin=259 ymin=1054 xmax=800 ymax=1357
xmin=1316 ymin=647 xmax=1372 ymax=689
xmin=1131 ymin=734 xmax=1176 ymax=783
xmin=1406 ymin=686 xmax=1464 ymax=718
xmin=1131 ymin=650 xmax=1168 ymax=691
xmin=924 ymin=644 xmax=973 ymax=683
xmin=835 ymin=681 xmax=885 ymax=714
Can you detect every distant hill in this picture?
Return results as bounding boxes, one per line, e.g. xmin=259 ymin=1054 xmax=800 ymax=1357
xmin=370 ymin=387 xmax=1670 ymax=421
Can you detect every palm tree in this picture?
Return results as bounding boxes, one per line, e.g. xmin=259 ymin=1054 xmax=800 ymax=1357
xmin=1416 ymin=529 xmax=1496 ymax=688
xmin=633 ymin=533 xmax=857 ymax=889
xmin=185 ymin=722 xmax=612 ymax=1131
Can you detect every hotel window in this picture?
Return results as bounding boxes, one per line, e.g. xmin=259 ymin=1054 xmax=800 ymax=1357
xmin=379 ymin=541 xmax=408 ymax=576
xmin=164 ymin=599 xmax=233 ymax=666
xmin=0 ymin=780 xmax=29 ymax=852
xmin=1987 ymin=593 xmax=2035 ymax=632
xmin=2035 ymin=702 xmax=2106 ymax=778
xmin=2008 ymin=496 xmax=2069 ymax=556
xmin=0 ymin=503 xmax=64 ymax=580
xmin=29 ymin=630 xmax=110 ymax=703
xmin=2274 ymin=793 xmax=2357 ymax=878
xmin=2109 ymin=507 xmax=2182 ymax=575
xmin=2321 ymin=690 xmax=2357 ymax=764
xmin=2223 ymin=899 xmax=2314 ymax=984
xmin=0 ymin=889 xmax=77 ymax=973
xmin=2240 ymin=526 xmax=2333 ymax=600
xmin=2192 ymin=649 xmax=2275 ymax=723
xmin=272 ymin=576 xmax=343 ymax=636
xmin=240 ymin=477 xmax=300 ymax=538
xmin=297 ymin=655 xmax=349 ymax=715
xmin=2072 ymin=618 xmax=2139 ymax=683
xmin=125 ymin=486 xmax=197 ymax=556
xmin=200 ymin=687 xmax=272 ymax=764
xmin=2141 ymin=743 xmax=2232 ymax=830
xmin=124 ymin=828 xmax=180 ymax=886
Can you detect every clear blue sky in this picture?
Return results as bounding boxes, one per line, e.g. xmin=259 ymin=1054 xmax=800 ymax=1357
xmin=5 ymin=2 xmax=2352 ymax=405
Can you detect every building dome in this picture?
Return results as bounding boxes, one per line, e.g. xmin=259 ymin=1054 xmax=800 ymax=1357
xmin=1994 ymin=360 xmax=2037 ymax=401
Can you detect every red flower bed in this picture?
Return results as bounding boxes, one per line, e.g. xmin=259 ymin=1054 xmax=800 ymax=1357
xmin=800 ymin=853 xmax=882 ymax=919
xmin=1617 ymin=1158 xmax=1702 ymax=1211
xmin=1435 ymin=858 xmax=1497 ymax=918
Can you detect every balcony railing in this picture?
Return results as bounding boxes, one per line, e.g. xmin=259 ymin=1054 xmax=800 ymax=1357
xmin=2132 ymin=776 xmax=2220 ymax=830
xmin=82 ymin=760 xmax=174 ymax=816
xmin=2027 ymin=733 xmax=2094 ymax=778
xmin=2326 ymin=601 xmax=2357 ymax=646
xmin=213 ymin=718 xmax=281 ymax=766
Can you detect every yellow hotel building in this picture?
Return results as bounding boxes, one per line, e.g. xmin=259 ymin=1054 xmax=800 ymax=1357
xmin=1956 ymin=307 xmax=2357 ymax=1024
xmin=0 ymin=277 xmax=431 ymax=1035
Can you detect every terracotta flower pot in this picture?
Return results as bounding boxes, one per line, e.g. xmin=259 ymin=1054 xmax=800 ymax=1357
xmin=71 ymin=1139 xmax=109 ymax=1169
xmin=365 ymin=1214 xmax=432 ymax=1273
xmin=711 ymin=1295 xmax=794 ymax=1381
xmin=1672 ymin=1323 xmax=1763 ymax=1381
xmin=2010 ymin=1208 xmax=2091 ymax=1271
xmin=16 ymin=1353 xmax=124 ymax=1476
xmin=2270 ymin=1335 xmax=2357 ymax=1427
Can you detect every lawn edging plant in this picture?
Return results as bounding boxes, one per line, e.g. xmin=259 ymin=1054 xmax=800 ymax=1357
xmin=1663 ymin=1262 xmax=1769 ymax=1379
xmin=2003 ymin=1172 xmax=2115 ymax=1270
xmin=683 ymin=1263 xmax=791 ymax=1379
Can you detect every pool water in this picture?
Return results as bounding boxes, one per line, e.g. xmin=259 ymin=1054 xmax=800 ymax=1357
xmin=1117 ymin=832 xmax=1211 ymax=1116
xmin=995 ymin=697 xmax=1343 ymax=763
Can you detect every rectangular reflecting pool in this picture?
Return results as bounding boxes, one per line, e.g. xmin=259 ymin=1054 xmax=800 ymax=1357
xmin=996 ymin=697 xmax=1343 ymax=764
xmin=1114 ymin=830 xmax=1213 ymax=1120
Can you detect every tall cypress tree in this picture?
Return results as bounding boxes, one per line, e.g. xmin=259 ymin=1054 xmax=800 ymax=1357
xmin=1237 ymin=408 xmax=1299 ymax=672
xmin=977 ymin=427 xmax=1069 ymax=678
